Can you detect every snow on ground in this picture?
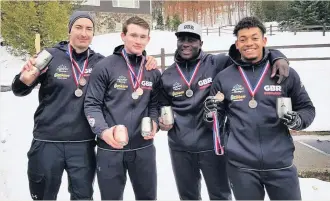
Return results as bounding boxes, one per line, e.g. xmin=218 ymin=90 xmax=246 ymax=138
xmin=1 ymin=30 xmax=330 ymax=200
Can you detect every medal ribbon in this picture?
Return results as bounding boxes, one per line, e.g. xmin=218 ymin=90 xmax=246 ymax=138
xmin=175 ymin=60 xmax=202 ymax=89
xmin=68 ymin=44 xmax=89 ymax=87
xmin=238 ymin=61 xmax=270 ymax=98
xmin=121 ymin=49 xmax=145 ymax=90
xmin=212 ymin=112 xmax=224 ymax=155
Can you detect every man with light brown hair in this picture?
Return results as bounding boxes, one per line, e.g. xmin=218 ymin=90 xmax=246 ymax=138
xmin=84 ymin=16 xmax=160 ymax=200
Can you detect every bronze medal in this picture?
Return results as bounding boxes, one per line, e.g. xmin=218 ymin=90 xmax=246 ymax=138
xmin=215 ymin=91 xmax=225 ymax=102
xmin=79 ymin=77 xmax=87 ymax=86
xmin=136 ymin=87 xmax=144 ymax=96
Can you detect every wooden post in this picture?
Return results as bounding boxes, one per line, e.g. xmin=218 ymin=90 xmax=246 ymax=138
xmin=219 ymin=26 xmax=221 ymax=36
xmin=207 ymin=27 xmax=208 ymax=35
xmin=161 ymin=48 xmax=165 ymax=72
xmin=270 ymin=25 xmax=272 ymax=36
xmin=294 ymin=27 xmax=297 ymax=35
xmin=323 ymin=23 xmax=326 ymax=36
xmin=35 ymin=33 xmax=40 ymax=54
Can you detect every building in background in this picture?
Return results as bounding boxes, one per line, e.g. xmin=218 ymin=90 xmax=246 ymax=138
xmin=78 ymin=0 xmax=152 ymax=35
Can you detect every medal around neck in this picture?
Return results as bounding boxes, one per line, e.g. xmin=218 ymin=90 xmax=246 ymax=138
xmin=79 ymin=77 xmax=87 ymax=86
xmin=136 ymin=87 xmax=144 ymax=96
xmin=249 ymin=98 xmax=258 ymax=108
xmin=132 ymin=91 xmax=139 ymax=100
xmin=215 ymin=91 xmax=225 ymax=102
xmin=75 ymin=88 xmax=83 ymax=97
xmin=186 ymin=89 xmax=194 ymax=98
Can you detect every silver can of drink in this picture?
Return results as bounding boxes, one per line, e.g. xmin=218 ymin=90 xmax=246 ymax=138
xmin=113 ymin=125 xmax=129 ymax=146
xmin=160 ymin=106 xmax=174 ymax=125
xmin=141 ymin=117 xmax=153 ymax=137
xmin=276 ymin=97 xmax=292 ymax=118
xmin=34 ymin=49 xmax=53 ymax=71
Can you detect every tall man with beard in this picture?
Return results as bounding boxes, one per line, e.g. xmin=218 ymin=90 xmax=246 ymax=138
xmin=11 ymin=12 xmax=157 ymax=200
xmin=158 ymin=21 xmax=291 ymax=200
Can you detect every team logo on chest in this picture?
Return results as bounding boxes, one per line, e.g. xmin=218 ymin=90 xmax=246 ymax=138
xmin=230 ymin=84 xmax=246 ymax=101
xmin=54 ymin=64 xmax=70 ymax=79
xmin=84 ymin=68 xmax=92 ymax=75
xmin=114 ymin=75 xmax=128 ymax=90
xmin=198 ymin=77 xmax=212 ymax=89
xmin=141 ymin=80 xmax=153 ymax=90
xmin=264 ymin=85 xmax=282 ymax=96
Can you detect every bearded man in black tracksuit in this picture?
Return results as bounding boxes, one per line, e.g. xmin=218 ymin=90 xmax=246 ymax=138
xmin=84 ymin=17 xmax=160 ymax=200
xmin=158 ymin=21 xmax=291 ymax=200
xmin=204 ymin=17 xmax=315 ymax=200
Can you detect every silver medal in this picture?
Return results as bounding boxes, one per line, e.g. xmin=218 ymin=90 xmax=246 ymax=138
xmin=249 ymin=99 xmax=258 ymax=108
xmin=74 ymin=88 xmax=83 ymax=97
xmin=132 ymin=92 xmax=139 ymax=100
xmin=185 ymin=89 xmax=194 ymax=98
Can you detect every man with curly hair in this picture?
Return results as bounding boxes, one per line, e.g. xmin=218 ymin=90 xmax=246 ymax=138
xmin=204 ymin=16 xmax=315 ymax=200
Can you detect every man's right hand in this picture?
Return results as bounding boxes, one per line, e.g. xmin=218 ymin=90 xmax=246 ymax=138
xmin=101 ymin=127 xmax=123 ymax=149
xmin=21 ymin=55 xmax=37 ymax=73
xmin=158 ymin=117 xmax=173 ymax=131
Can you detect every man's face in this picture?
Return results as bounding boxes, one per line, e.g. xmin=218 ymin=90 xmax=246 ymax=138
xmin=177 ymin=33 xmax=202 ymax=60
xmin=235 ymin=27 xmax=267 ymax=63
xmin=121 ymin=24 xmax=150 ymax=55
xmin=69 ymin=18 xmax=94 ymax=50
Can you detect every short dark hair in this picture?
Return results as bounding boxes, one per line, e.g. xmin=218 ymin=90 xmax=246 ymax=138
xmin=233 ymin=16 xmax=266 ymax=36
xmin=122 ymin=16 xmax=150 ymax=35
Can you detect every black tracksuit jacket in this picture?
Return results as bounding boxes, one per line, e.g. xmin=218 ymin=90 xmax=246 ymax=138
xmin=209 ymin=48 xmax=315 ymax=170
xmin=159 ymin=47 xmax=287 ymax=152
xmin=11 ymin=41 xmax=104 ymax=142
xmin=84 ymin=45 xmax=161 ymax=150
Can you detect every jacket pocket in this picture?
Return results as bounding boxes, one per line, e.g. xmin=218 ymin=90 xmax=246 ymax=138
xmin=259 ymin=124 xmax=294 ymax=169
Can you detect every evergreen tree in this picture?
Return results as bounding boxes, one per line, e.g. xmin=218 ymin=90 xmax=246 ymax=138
xmin=165 ymin=15 xmax=171 ymax=31
xmin=1 ymin=1 xmax=38 ymax=55
xmin=1 ymin=1 xmax=76 ymax=56
xmin=171 ymin=14 xmax=181 ymax=31
xmin=156 ymin=12 xmax=164 ymax=30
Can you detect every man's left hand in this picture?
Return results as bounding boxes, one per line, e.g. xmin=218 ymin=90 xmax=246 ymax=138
xmin=145 ymin=56 xmax=158 ymax=71
xmin=281 ymin=111 xmax=302 ymax=130
xmin=144 ymin=120 xmax=158 ymax=140
xmin=271 ymin=59 xmax=289 ymax=84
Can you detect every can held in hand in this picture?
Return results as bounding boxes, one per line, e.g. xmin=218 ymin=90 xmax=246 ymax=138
xmin=141 ymin=117 xmax=153 ymax=137
xmin=113 ymin=125 xmax=129 ymax=146
xmin=161 ymin=106 xmax=174 ymax=125
xmin=35 ymin=49 xmax=53 ymax=71
xmin=19 ymin=49 xmax=53 ymax=86
xmin=276 ymin=97 xmax=292 ymax=118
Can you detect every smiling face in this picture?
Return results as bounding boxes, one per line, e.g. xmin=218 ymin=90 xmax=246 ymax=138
xmin=177 ymin=33 xmax=203 ymax=60
xmin=69 ymin=18 xmax=94 ymax=52
xmin=121 ymin=24 xmax=150 ymax=56
xmin=235 ymin=27 xmax=267 ymax=63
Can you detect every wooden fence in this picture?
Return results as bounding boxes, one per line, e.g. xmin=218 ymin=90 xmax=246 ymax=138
xmin=150 ymin=43 xmax=330 ymax=71
xmin=202 ymin=24 xmax=330 ymax=37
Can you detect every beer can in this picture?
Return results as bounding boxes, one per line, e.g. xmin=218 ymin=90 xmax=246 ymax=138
xmin=113 ymin=125 xmax=129 ymax=146
xmin=141 ymin=117 xmax=153 ymax=137
xmin=35 ymin=49 xmax=53 ymax=71
xmin=161 ymin=106 xmax=174 ymax=125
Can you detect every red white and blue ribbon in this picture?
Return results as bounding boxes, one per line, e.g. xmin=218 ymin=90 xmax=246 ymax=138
xmin=121 ymin=49 xmax=145 ymax=90
xmin=175 ymin=60 xmax=202 ymax=89
xmin=68 ymin=44 xmax=89 ymax=87
xmin=212 ymin=111 xmax=224 ymax=155
xmin=238 ymin=61 xmax=270 ymax=98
